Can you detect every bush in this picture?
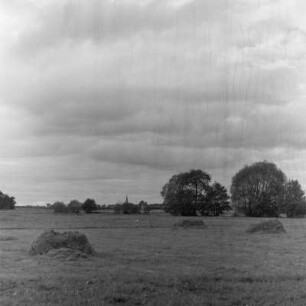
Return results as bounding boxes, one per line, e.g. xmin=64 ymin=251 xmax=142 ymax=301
xmin=82 ymin=198 xmax=97 ymax=213
xmin=53 ymin=202 xmax=68 ymax=213
xmin=53 ymin=200 xmax=82 ymax=214
xmin=114 ymin=203 xmax=140 ymax=214
xmin=67 ymin=200 xmax=82 ymax=214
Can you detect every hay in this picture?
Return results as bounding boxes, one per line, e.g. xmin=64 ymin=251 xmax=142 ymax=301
xmin=28 ymin=230 xmax=95 ymax=256
xmin=174 ymin=219 xmax=206 ymax=228
xmin=246 ymin=219 xmax=286 ymax=234
xmin=47 ymin=248 xmax=89 ymax=260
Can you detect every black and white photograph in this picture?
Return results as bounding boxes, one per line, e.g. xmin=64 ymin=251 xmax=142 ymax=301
xmin=0 ymin=0 xmax=306 ymax=305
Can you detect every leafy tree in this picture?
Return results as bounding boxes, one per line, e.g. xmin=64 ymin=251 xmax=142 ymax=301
xmin=283 ymin=180 xmax=306 ymax=218
xmin=82 ymin=198 xmax=97 ymax=213
xmin=138 ymin=200 xmax=148 ymax=206
xmin=0 ymin=191 xmax=16 ymax=209
xmin=161 ymin=169 xmax=229 ymax=216
xmin=202 ymin=182 xmax=231 ymax=216
xmin=231 ymin=161 xmax=286 ymax=217
xmin=67 ymin=200 xmax=82 ymax=214
xmin=53 ymin=201 xmax=67 ymax=213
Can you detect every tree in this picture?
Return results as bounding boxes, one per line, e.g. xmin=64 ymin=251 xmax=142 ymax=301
xmin=138 ymin=200 xmax=150 ymax=214
xmin=282 ymin=180 xmax=306 ymax=218
xmin=53 ymin=201 xmax=67 ymax=213
xmin=114 ymin=202 xmax=140 ymax=214
xmin=0 ymin=191 xmax=16 ymax=209
xmin=82 ymin=198 xmax=97 ymax=213
xmin=202 ymin=182 xmax=231 ymax=216
xmin=67 ymin=200 xmax=82 ymax=214
xmin=161 ymin=169 xmax=229 ymax=216
xmin=231 ymin=161 xmax=286 ymax=217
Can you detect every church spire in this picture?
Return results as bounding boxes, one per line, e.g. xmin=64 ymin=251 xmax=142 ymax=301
xmin=125 ymin=195 xmax=128 ymax=204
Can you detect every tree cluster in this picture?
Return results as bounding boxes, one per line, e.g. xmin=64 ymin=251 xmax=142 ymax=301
xmin=0 ymin=191 xmax=16 ymax=210
xmin=114 ymin=200 xmax=151 ymax=214
xmin=5 ymin=160 xmax=305 ymax=219
xmin=231 ymin=161 xmax=306 ymax=218
xmin=114 ymin=202 xmax=139 ymax=214
xmin=53 ymin=198 xmax=98 ymax=214
xmin=161 ymin=169 xmax=230 ymax=216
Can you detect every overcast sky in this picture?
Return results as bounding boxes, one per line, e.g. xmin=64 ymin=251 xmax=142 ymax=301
xmin=1 ymin=0 xmax=306 ymax=205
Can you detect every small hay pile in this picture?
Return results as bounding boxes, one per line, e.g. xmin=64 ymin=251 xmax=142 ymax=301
xmin=47 ymin=248 xmax=90 ymax=260
xmin=246 ymin=219 xmax=286 ymax=234
xmin=174 ymin=219 xmax=206 ymax=228
xmin=28 ymin=230 xmax=95 ymax=257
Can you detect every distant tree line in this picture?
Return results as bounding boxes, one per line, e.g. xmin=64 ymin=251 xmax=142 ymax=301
xmin=114 ymin=200 xmax=151 ymax=214
xmin=4 ymin=160 xmax=306 ymax=218
xmin=52 ymin=198 xmax=98 ymax=214
xmin=101 ymin=202 xmax=163 ymax=212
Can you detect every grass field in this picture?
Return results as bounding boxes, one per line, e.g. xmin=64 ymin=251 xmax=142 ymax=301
xmin=1 ymin=208 xmax=306 ymax=305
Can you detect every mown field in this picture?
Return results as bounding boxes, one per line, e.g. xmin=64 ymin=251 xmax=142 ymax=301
xmin=1 ymin=208 xmax=306 ymax=305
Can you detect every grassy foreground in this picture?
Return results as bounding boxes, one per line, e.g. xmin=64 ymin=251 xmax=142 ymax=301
xmin=1 ymin=208 xmax=306 ymax=305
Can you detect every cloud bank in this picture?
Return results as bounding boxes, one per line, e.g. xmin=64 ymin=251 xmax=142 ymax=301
xmin=0 ymin=0 xmax=306 ymax=204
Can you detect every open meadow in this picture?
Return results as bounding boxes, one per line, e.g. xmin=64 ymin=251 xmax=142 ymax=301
xmin=1 ymin=208 xmax=306 ymax=305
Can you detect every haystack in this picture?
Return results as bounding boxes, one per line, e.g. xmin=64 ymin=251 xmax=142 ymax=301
xmin=174 ymin=219 xmax=206 ymax=228
xmin=47 ymin=248 xmax=90 ymax=260
xmin=246 ymin=219 xmax=286 ymax=234
xmin=28 ymin=230 xmax=95 ymax=256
